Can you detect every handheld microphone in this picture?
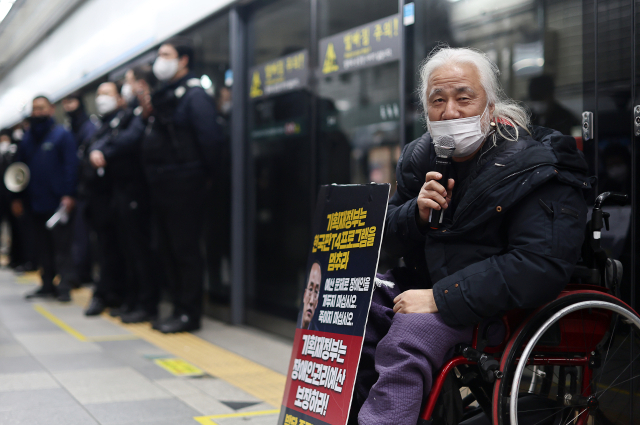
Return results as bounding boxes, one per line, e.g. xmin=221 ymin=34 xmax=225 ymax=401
xmin=428 ymin=135 xmax=455 ymax=229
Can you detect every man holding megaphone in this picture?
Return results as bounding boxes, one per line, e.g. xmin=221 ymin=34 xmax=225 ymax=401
xmin=12 ymin=95 xmax=78 ymax=302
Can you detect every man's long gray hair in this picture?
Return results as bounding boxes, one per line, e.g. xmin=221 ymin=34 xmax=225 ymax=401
xmin=418 ymin=46 xmax=530 ymax=141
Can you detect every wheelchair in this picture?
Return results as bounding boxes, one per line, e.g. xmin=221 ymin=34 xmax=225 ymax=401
xmin=420 ymin=192 xmax=640 ymax=425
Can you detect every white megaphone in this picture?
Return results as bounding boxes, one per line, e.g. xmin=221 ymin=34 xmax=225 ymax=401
xmin=4 ymin=162 xmax=30 ymax=193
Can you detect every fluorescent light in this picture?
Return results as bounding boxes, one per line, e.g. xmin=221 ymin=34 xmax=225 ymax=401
xmin=512 ymin=57 xmax=544 ymax=72
xmin=0 ymin=1 xmax=15 ymax=23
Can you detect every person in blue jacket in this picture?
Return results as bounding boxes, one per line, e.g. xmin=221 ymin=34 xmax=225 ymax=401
xmin=351 ymin=47 xmax=590 ymax=424
xmin=13 ymin=96 xmax=78 ymax=302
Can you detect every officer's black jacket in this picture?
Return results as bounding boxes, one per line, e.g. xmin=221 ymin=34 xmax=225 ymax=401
xmin=385 ymin=125 xmax=591 ymax=327
xmin=89 ymin=108 xmax=146 ymax=187
xmin=142 ymin=73 xmax=223 ymax=181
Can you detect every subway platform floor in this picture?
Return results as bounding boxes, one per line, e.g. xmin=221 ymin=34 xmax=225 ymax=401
xmin=0 ymin=269 xmax=292 ymax=425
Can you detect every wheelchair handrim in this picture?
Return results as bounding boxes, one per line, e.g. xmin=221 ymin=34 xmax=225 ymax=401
xmin=509 ymin=300 xmax=640 ymax=425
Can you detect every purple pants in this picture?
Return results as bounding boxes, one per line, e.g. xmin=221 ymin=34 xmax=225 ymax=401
xmin=354 ymin=269 xmax=473 ymax=425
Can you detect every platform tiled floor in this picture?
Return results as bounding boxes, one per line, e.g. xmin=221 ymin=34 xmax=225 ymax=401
xmin=0 ymin=269 xmax=291 ymax=424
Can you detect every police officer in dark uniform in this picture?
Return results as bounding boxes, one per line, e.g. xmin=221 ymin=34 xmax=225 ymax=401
xmin=81 ymin=83 xmax=127 ymax=315
xmin=81 ymin=83 xmax=128 ymax=314
xmin=82 ymin=82 xmax=157 ymax=320
xmin=61 ymin=93 xmax=98 ymax=286
xmin=85 ymin=81 xmax=158 ymax=321
xmin=141 ymin=37 xmax=223 ymax=333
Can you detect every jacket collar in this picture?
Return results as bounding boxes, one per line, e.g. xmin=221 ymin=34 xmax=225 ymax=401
xmin=427 ymin=125 xmax=592 ymax=233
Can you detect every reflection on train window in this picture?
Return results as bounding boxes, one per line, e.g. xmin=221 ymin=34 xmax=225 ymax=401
xmin=246 ymin=0 xmax=312 ymax=324
xmin=318 ymin=55 xmax=400 ymax=195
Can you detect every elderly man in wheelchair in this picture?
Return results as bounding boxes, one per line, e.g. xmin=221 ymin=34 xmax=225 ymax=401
xmin=350 ymin=46 xmax=640 ymax=425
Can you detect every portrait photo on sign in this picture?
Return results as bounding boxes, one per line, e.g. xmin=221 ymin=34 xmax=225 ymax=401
xmin=298 ymin=259 xmax=322 ymax=330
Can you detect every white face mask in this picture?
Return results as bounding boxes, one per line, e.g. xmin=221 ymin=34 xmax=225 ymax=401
xmin=153 ymin=57 xmax=180 ymax=82
xmin=95 ymin=95 xmax=118 ymax=116
xmin=121 ymin=83 xmax=135 ymax=103
xmin=12 ymin=129 xmax=23 ymax=141
xmin=428 ymin=105 xmax=489 ymax=158
xmin=0 ymin=141 xmax=10 ymax=154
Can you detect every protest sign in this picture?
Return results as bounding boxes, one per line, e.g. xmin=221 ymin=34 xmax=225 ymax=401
xmin=278 ymin=183 xmax=390 ymax=425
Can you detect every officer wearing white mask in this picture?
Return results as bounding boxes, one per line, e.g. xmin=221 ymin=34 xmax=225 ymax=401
xmin=79 ymin=82 xmax=131 ymax=317
xmin=142 ymin=36 xmax=224 ymax=333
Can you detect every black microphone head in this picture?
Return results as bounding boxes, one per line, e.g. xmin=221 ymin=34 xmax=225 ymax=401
xmin=433 ymin=135 xmax=455 ymax=158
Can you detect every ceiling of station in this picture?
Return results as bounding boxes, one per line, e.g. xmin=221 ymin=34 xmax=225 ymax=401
xmin=0 ymin=0 xmax=85 ymax=79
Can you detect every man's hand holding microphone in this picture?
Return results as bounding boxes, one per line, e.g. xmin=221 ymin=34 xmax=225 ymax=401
xmin=417 ymin=171 xmax=455 ymax=229
xmin=395 ymin=135 xmax=456 ymax=315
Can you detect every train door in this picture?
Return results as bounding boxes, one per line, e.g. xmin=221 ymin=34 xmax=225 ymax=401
xmin=244 ymin=0 xmax=312 ymax=335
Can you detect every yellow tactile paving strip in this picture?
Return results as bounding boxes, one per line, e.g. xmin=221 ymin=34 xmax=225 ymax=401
xmin=193 ymin=409 xmax=281 ymax=425
xmin=101 ymin=316 xmax=286 ymax=407
xmin=33 ymin=304 xmax=140 ymax=342
xmin=15 ymin=271 xmax=42 ymax=284
xmin=32 ymin=286 xmax=287 ymax=409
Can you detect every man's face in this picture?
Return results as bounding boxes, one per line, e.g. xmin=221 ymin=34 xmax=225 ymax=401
xmin=158 ymin=43 xmax=179 ymax=61
xmin=157 ymin=44 xmax=189 ymax=74
xmin=135 ymin=79 xmax=151 ymax=104
xmin=302 ymin=263 xmax=321 ymax=328
xmin=124 ymin=69 xmax=136 ymax=86
xmin=61 ymin=98 xmax=80 ymax=113
xmin=220 ymin=87 xmax=231 ymax=103
xmin=32 ymin=98 xmax=53 ymax=118
xmin=426 ymin=62 xmax=490 ymax=122
xmin=97 ymin=82 xmax=125 ymax=108
xmin=135 ymin=79 xmax=150 ymax=96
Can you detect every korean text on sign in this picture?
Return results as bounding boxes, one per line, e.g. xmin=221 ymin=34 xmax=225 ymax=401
xmin=301 ymin=335 xmax=347 ymax=363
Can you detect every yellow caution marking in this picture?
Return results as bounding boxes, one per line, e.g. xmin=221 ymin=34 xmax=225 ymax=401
xmin=102 ymin=316 xmax=287 ymax=407
xmin=70 ymin=286 xmax=92 ymax=306
xmin=250 ymin=71 xmax=263 ymax=98
xmin=322 ymin=42 xmax=339 ymax=74
xmin=193 ymin=409 xmax=280 ymax=424
xmin=67 ymin=286 xmax=285 ymax=408
xmin=154 ymin=358 xmax=204 ymax=377
xmin=33 ymin=304 xmax=139 ymax=342
xmin=16 ymin=271 xmax=41 ymax=285
xmin=34 ymin=304 xmax=88 ymax=341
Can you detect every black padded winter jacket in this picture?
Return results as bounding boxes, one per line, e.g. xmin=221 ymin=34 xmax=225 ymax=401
xmin=384 ymin=125 xmax=592 ymax=327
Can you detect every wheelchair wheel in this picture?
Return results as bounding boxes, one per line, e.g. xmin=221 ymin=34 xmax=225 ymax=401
xmin=493 ymin=291 xmax=640 ymax=425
